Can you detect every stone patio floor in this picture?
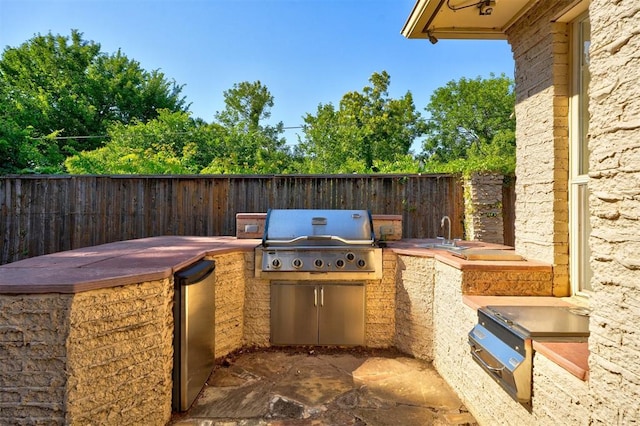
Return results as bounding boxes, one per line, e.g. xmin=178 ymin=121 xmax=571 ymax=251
xmin=169 ymin=347 xmax=477 ymax=426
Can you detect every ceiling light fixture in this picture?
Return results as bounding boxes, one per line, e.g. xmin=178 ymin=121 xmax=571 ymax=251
xmin=427 ymin=31 xmax=439 ymax=44
xmin=446 ymin=0 xmax=496 ymax=16
xmin=478 ymin=0 xmax=496 ymax=16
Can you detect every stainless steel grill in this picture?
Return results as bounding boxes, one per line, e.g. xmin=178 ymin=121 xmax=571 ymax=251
xmin=255 ymin=209 xmax=382 ymax=280
xmin=468 ymin=305 xmax=590 ymax=409
xmin=256 ymin=209 xmax=383 ymax=346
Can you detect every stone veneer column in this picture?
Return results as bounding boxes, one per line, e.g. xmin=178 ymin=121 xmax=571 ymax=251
xmin=243 ymin=252 xmax=271 ymax=347
xmin=213 ymin=252 xmax=246 ymax=358
xmin=463 ymin=172 xmax=505 ymax=244
xmin=506 ymin=0 xmax=574 ymax=296
xmin=587 ymin=0 xmax=640 ymax=422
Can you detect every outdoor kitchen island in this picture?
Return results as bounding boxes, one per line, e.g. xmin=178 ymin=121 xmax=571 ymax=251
xmin=0 ymin=235 xmax=587 ymax=425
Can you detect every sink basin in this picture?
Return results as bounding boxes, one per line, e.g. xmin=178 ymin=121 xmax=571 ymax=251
xmin=418 ymin=243 xmax=524 ymax=261
xmin=418 ymin=243 xmax=467 ymax=252
xmin=456 ymin=249 xmax=524 ymax=261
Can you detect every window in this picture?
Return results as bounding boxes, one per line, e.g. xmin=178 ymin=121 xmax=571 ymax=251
xmin=569 ymin=12 xmax=592 ymax=294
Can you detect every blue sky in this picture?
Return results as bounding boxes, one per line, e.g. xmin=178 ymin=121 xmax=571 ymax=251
xmin=0 ymin=0 xmax=514 ymax=148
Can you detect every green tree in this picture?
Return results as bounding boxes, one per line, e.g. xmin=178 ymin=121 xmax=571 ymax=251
xmin=202 ymin=81 xmax=291 ymax=174
xmin=65 ymin=110 xmax=209 ymax=174
xmin=296 ymin=71 xmax=425 ymax=173
xmin=421 ymin=74 xmax=515 ymax=173
xmin=65 ymin=81 xmax=293 ymax=175
xmin=0 ymin=30 xmax=186 ymax=173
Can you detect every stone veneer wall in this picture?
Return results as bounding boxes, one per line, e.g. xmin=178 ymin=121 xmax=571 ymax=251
xmin=365 ymin=250 xmax=397 ymax=348
xmin=243 ymin=251 xmax=271 ymax=347
xmin=587 ymin=0 xmax=640 ymax=422
xmin=65 ymin=279 xmax=174 ymax=424
xmin=463 ymin=172 xmax=504 ymax=244
xmin=461 ymin=268 xmax=553 ymax=296
xmin=432 ymin=261 xmax=590 ymax=425
xmin=393 ymin=253 xmax=553 ymax=364
xmin=0 ymin=293 xmax=73 ymax=424
xmin=0 ymin=279 xmax=175 ymax=425
xmin=394 ymin=254 xmax=436 ymax=360
xmin=212 ymin=252 xmax=246 ymax=359
xmin=507 ymin=0 xmax=574 ymax=296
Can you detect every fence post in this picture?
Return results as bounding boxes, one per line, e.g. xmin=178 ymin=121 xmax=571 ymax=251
xmin=463 ymin=172 xmax=504 ymax=244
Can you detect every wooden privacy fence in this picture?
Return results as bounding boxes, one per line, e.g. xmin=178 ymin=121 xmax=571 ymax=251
xmin=0 ymin=174 xmax=466 ymax=264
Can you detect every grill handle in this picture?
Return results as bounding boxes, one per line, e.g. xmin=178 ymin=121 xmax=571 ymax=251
xmin=264 ymin=235 xmax=374 ymax=246
xmin=314 ymin=287 xmax=318 ymax=307
xmin=470 ymin=346 xmax=505 ymax=377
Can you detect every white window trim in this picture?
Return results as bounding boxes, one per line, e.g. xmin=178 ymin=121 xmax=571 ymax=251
xmin=568 ymin=9 xmax=592 ymax=298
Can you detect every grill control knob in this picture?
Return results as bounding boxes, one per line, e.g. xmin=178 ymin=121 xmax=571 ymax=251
xmin=314 ymin=259 xmax=324 ymax=268
xmin=356 ymin=259 xmax=366 ymax=269
xmin=292 ymin=258 xmax=303 ymax=269
xmin=345 ymin=252 xmax=356 ymax=262
xmin=271 ymin=258 xmax=282 ymax=269
xmin=335 ymin=259 xmax=346 ymax=269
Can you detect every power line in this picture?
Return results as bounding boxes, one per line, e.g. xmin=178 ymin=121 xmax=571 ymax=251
xmin=29 ymin=125 xmax=306 ymax=141
xmin=29 ymin=135 xmax=109 ymax=141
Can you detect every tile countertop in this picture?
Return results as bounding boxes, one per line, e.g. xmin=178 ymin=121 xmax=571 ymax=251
xmin=0 ymin=237 xmax=553 ymax=294
xmin=1 ymin=237 xmax=553 ymax=295
xmin=463 ymin=295 xmax=590 ymax=381
xmin=386 ymin=239 xmax=552 ymax=271
xmin=0 ymin=236 xmax=260 ymax=294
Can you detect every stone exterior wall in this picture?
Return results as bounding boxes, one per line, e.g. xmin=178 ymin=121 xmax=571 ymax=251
xmin=587 ymin=0 xmax=640 ymax=423
xmin=507 ymin=0 xmax=574 ymax=296
xmin=464 ymin=173 xmax=504 ymax=244
xmin=211 ymin=252 xmax=246 ymax=359
xmin=394 ymin=254 xmax=436 ymax=360
xmin=0 ymin=294 xmax=72 ymax=424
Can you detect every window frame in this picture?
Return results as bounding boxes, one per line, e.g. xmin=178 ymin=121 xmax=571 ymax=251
xmin=568 ymin=10 xmax=593 ymax=297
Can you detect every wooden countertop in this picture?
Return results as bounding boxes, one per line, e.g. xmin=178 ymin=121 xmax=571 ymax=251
xmin=0 ymin=236 xmax=260 ymax=294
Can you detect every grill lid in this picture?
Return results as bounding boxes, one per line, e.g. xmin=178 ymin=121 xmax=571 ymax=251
xmin=262 ymin=209 xmax=375 ymax=247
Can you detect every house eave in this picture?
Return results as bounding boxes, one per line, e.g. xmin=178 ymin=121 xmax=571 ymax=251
xmin=402 ymin=0 xmax=540 ymax=41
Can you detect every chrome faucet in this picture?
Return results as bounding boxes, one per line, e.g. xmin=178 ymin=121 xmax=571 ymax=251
xmin=441 ymin=216 xmax=451 ymax=243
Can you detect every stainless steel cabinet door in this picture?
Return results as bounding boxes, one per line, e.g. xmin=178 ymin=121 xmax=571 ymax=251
xmin=318 ymin=284 xmax=365 ymax=345
xmin=270 ymin=283 xmax=318 ymax=345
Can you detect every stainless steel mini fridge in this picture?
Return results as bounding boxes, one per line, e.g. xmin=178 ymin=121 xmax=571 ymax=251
xmin=172 ymin=259 xmax=215 ymax=412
